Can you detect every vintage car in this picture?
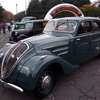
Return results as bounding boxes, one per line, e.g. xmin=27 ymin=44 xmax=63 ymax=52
xmin=0 ymin=17 xmax=100 ymax=99
xmin=21 ymin=16 xmax=36 ymax=22
xmin=11 ymin=17 xmax=36 ymax=31
xmin=9 ymin=19 xmax=48 ymax=42
xmin=10 ymin=22 xmax=25 ymax=31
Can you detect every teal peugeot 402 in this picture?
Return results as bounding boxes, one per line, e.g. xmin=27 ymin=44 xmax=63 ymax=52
xmin=0 ymin=17 xmax=100 ymax=99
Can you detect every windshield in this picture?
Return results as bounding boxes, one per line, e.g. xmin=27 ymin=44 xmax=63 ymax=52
xmin=14 ymin=24 xmax=25 ymax=30
xmin=44 ymin=20 xmax=77 ymax=33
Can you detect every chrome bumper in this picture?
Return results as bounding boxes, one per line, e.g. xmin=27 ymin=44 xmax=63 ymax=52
xmin=0 ymin=79 xmax=24 ymax=93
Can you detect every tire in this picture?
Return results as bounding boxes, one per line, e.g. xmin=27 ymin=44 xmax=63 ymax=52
xmin=35 ymin=68 xmax=56 ymax=99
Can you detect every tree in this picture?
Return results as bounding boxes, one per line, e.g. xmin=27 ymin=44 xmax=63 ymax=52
xmin=27 ymin=0 xmax=91 ymax=19
xmin=3 ymin=10 xmax=14 ymax=22
xmin=0 ymin=4 xmax=4 ymax=22
xmin=80 ymin=4 xmax=100 ymax=17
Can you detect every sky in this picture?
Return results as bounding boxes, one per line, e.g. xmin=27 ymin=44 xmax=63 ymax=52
xmin=0 ymin=0 xmax=30 ymax=15
xmin=0 ymin=0 xmax=97 ymax=15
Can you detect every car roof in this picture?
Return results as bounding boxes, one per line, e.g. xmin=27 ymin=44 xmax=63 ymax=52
xmin=23 ymin=16 xmax=36 ymax=19
xmin=52 ymin=17 xmax=100 ymax=22
xmin=14 ymin=22 xmax=25 ymax=25
xmin=25 ymin=19 xmax=48 ymax=23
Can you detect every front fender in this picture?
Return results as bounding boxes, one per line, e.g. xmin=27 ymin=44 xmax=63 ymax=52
xmin=17 ymin=34 xmax=28 ymax=40
xmin=17 ymin=53 xmax=79 ymax=90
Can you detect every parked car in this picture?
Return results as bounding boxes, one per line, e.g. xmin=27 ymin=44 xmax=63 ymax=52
xmin=9 ymin=19 xmax=48 ymax=42
xmin=10 ymin=16 xmax=36 ymax=33
xmin=0 ymin=17 xmax=100 ymax=99
xmin=21 ymin=16 xmax=36 ymax=22
xmin=10 ymin=22 xmax=25 ymax=31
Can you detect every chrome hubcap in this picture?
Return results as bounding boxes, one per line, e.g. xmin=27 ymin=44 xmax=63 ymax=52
xmin=41 ymin=75 xmax=52 ymax=90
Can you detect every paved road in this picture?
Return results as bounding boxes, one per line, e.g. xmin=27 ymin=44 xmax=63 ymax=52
xmin=0 ymin=31 xmax=100 ymax=100
xmin=0 ymin=30 xmax=10 ymax=49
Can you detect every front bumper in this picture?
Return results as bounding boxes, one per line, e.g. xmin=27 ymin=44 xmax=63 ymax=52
xmin=0 ymin=79 xmax=24 ymax=93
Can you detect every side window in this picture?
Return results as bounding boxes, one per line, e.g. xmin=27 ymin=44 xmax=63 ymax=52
xmin=78 ymin=21 xmax=91 ymax=35
xmin=25 ymin=23 xmax=33 ymax=29
xmin=34 ymin=22 xmax=48 ymax=29
xmin=34 ymin=22 xmax=42 ymax=29
xmin=93 ymin=21 xmax=100 ymax=31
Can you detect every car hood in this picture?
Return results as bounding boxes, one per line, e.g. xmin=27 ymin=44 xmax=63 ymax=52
xmin=23 ymin=32 xmax=71 ymax=53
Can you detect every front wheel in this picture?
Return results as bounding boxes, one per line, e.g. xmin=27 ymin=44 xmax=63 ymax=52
xmin=35 ymin=68 xmax=56 ymax=99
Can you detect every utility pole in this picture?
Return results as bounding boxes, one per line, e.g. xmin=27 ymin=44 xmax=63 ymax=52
xmin=16 ymin=4 xmax=18 ymax=14
xmin=25 ymin=0 xmax=27 ymax=15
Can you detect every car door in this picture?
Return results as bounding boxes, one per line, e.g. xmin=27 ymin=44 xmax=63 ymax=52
xmin=24 ymin=22 xmax=33 ymax=35
xmin=91 ymin=20 xmax=100 ymax=57
xmin=74 ymin=20 xmax=93 ymax=64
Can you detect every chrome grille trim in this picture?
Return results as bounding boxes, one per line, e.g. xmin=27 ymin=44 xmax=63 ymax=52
xmin=52 ymin=47 xmax=68 ymax=53
xmin=42 ymin=43 xmax=68 ymax=50
xmin=1 ymin=42 xmax=29 ymax=79
xmin=58 ymin=51 xmax=68 ymax=56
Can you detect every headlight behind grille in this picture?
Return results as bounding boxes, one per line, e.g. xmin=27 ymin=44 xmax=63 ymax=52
xmin=1 ymin=42 xmax=29 ymax=78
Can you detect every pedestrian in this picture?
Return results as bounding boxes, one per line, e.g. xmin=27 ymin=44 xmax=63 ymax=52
xmin=7 ymin=22 xmax=11 ymax=32
xmin=0 ymin=23 xmax=2 ymax=33
xmin=2 ymin=23 xmax=6 ymax=34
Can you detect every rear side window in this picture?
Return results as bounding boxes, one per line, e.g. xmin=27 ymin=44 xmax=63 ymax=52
xmin=78 ymin=21 xmax=91 ymax=34
xmin=34 ymin=22 xmax=48 ymax=29
xmin=93 ymin=21 xmax=100 ymax=31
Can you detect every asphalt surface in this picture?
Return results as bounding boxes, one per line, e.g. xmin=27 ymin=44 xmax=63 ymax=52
xmin=0 ymin=30 xmax=100 ymax=100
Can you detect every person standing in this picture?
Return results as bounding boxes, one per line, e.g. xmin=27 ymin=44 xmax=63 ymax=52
xmin=7 ymin=22 xmax=11 ymax=32
xmin=0 ymin=23 xmax=2 ymax=33
xmin=2 ymin=23 xmax=6 ymax=34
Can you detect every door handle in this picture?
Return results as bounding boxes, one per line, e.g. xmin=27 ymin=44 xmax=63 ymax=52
xmin=76 ymin=38 xmax=80 ymax=41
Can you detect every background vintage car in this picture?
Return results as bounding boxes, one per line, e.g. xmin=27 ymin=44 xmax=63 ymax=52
xmin=21 ymin=16 xmax=36 ymax=22
xmin=10 ymin=22 xmax=25 ymax=31
xmin=9 ymin=19 xmax=48 ymax=42
xmin=0 ymin=17 xmax=100 ymax=99
xmin=10 ymin=16 xmax=36 ymax=31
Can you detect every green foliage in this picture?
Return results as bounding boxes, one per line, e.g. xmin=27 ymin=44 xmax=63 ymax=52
xmin=0 ymin=4 xmax=4 ymax=22
xmin=15 ymin=11 xmax=26 ymax=22
xmin=80 ymin=5 xmax=100 ymax=17
xmin=26 ymin=0 xmax=90 ymax=19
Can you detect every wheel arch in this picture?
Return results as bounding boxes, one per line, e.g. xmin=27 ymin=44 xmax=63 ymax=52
xmin=17 ymin=34 xmax=28 ymax=40
xmin=17 ymin=54 xmax=79 ymax=90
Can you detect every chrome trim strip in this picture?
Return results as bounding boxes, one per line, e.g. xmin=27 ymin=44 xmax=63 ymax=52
xmin=58 ymin=51 xmax=68 ymax=56
xmin=76 ymin=32 xmax=100 ymax=38
xmin=52 ymin=47 xmax=68 ymax=53
xmin=1 ymin=42 xmax=29 ymax=79
xmin=42 ymin=43 xmax=68 ymax=50
xmin=0 ymin=79 xmax=23 ymax=93
xmin=40 ymin=55 xmax=48 ymax=60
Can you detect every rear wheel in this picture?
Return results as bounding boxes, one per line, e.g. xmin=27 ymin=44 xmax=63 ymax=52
xmin=35 ymin=68 xmax=56 ymax=99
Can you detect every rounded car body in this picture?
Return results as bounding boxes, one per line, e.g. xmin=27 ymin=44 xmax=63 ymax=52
xmin=0 ymin=17 xmax=100 ymax=98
